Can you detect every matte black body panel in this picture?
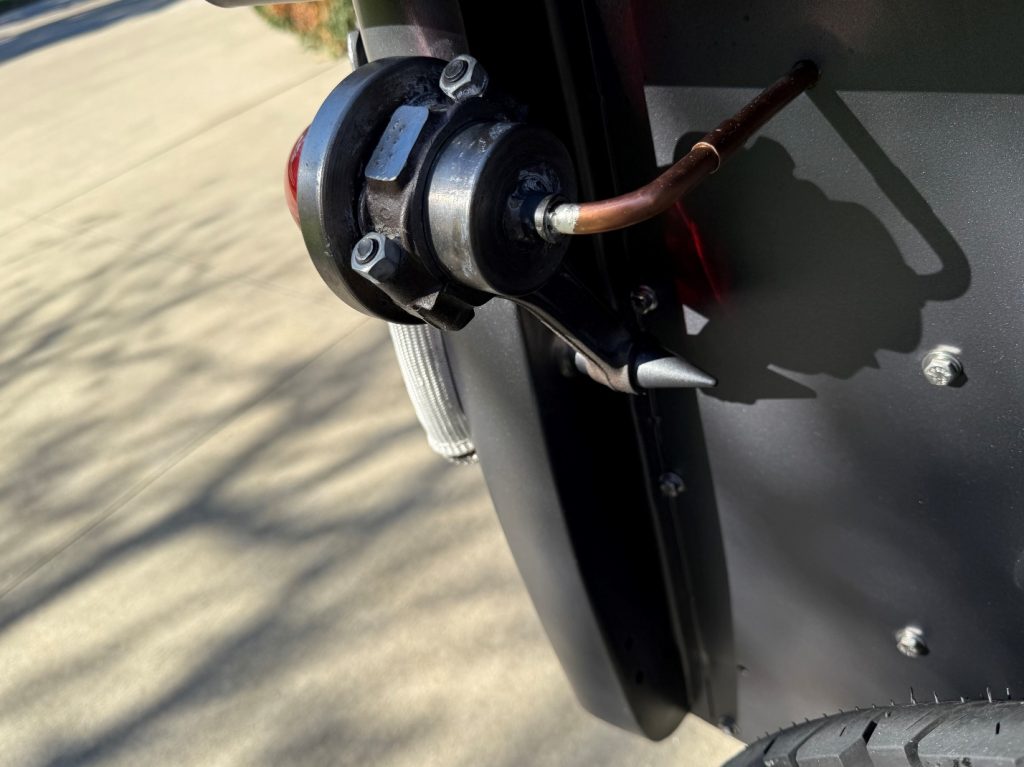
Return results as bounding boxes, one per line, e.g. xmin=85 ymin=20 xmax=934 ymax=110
xmin=635 ymin=0 xmax=1024 ymax=739
xmin=353 ymin=0 xmax=1024 ymax=744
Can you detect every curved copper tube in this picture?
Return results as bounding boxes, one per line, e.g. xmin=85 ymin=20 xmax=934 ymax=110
xmin=545 ymin=60 xmax=820 ymax=236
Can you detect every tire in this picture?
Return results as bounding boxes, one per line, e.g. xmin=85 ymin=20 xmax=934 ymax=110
xmin=724 ymin=700 xmax=1024 ymax=766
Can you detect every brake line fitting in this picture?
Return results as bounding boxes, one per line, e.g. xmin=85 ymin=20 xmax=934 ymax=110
xmin=294 ymin=55 xmax=818 ymax=393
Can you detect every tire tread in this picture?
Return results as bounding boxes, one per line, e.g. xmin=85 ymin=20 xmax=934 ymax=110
xmin=724 ymin=700 xmax=1024 ymax=767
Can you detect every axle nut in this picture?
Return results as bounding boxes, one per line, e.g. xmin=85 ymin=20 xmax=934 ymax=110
xmin=439 ymin=55 xmax=489 ymax=101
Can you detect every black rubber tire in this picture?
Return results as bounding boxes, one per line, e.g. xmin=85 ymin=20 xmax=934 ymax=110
xmin=725 ymin=700 xmax=1024 ymax=766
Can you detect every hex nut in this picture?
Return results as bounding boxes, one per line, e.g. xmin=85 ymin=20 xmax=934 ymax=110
xmin=921 ymin=349 xmax=963 ymax=386
xmin=895 ymin=626 xmax=928 ymax=658
xmin=351 ymin=233 xmax=403 ymax=286
xmin=439 ymin=55 xmax=489 ymax=101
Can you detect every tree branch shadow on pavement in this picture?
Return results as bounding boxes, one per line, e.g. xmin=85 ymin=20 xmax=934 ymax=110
xmin=0 ymin=308 xmax=516 ymax=764
xmin=0 ymin=226 xmax=727 ymax=764
xmin=0 ymin=166 xmax=522 ymax=763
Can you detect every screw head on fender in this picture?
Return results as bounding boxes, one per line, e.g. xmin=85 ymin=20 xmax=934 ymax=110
xmin=921 ymin=349 xmax=963 ymax=386
xmin=658 ymin=472 xmax=685 ymax=498
xmin=895 ymin=626 xmax=928 ymax=657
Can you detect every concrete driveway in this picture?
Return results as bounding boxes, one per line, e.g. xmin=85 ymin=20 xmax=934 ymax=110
xmin=0 ymin=1 xmax=742 ymax=763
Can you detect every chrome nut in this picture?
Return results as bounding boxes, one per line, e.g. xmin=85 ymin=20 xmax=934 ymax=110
xmin=921 ymin=349 xmax=963 ymax=387
xmin=895 ymin=626 xmax=928 ymax=658
xmin=439 ymin=55 xmax=489 ymax=101
xmin=351 ymin=233 xmax=404 ymax=286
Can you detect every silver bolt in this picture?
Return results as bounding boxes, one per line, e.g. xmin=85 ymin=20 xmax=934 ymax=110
xmin=921 ymin=349 xmax=963 ymax=386
xmin=438 ymin=55 xmax=489 ymax=101
xmin=350 ymin=232 xmax=403 ymax=286
xmin=353 ymin=235 xmax=380 ymax=264
xmin=895 ymin=626 xmax=928 ymax=658
xmin=441 ymin=57 xmax=469 ymax=83
xmin=630 ymin=285 xmax=658 ymax=315
xmin=658 ymin=472 xmax=685 ymax=498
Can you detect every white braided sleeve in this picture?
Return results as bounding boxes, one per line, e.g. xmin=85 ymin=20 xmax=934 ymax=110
xmin=388 ymin=323 xmax=476 ymax=463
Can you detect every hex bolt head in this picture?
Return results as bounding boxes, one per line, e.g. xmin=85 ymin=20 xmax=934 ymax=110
xmin=630 ymin=285 xmax=659 ymax=315
xmin=658 ymin=472 xmax=685 ymax=498
xmin=353 ymin=236 xmax=380 ymax=264
xmin=921 ymin=349 xmax=963 ymax=386
xmin=351 ymin=233 xmax=402 ymax=286
xmin=439 ymin=55 xmax=489 ymax=101
xmin=441 ymin=57 xmax=469 ymax=83
xmin=895 ymin=626 xmax=929 ymax=658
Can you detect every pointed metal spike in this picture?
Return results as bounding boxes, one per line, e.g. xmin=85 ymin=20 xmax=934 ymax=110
xmin=987 ymin=687 xmax=994 ymax=703
xmin=934 ymin=692 xmax=940 ymax=704
xmin=910 ymin=688 xmax=917 ymax=705
xmin=890 ymin=699 xmax=896 ymax=707
xmin=633 ymin=353 xmax=717 ymax=389
xmin=961 ymin=696 xmax=966 ymax=703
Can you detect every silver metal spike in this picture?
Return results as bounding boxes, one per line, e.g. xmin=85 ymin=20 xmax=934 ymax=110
xmin=961 ymin=696 xmax=966 ymax=703
xmin=910 ymin=688 xmax=917 ymax=705
xmin=933 ymin=692 xmax=940 ymax=704
xmin=632 ymin=353 xmax=716 ymax=389
xmin=987 ymin=687 xmax=994 ymax=703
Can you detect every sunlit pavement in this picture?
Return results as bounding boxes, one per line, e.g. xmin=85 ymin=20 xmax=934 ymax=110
xmin=0 ymin=1 xmax=742 ymax=763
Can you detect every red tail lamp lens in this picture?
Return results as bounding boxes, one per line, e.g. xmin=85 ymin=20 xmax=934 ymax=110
xmin=285 ymin=127 xmax=308 ymax=227
xmin=664 ymin=201 xmax=727 ymax=307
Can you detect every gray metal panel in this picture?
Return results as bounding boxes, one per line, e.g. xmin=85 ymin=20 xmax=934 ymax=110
xmin=636 ymin=0 xmax=1024 ymax=740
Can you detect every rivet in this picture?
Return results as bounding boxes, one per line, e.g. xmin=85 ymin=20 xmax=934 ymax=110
xmin=658 ymin=472 xmax=685 ymax=498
